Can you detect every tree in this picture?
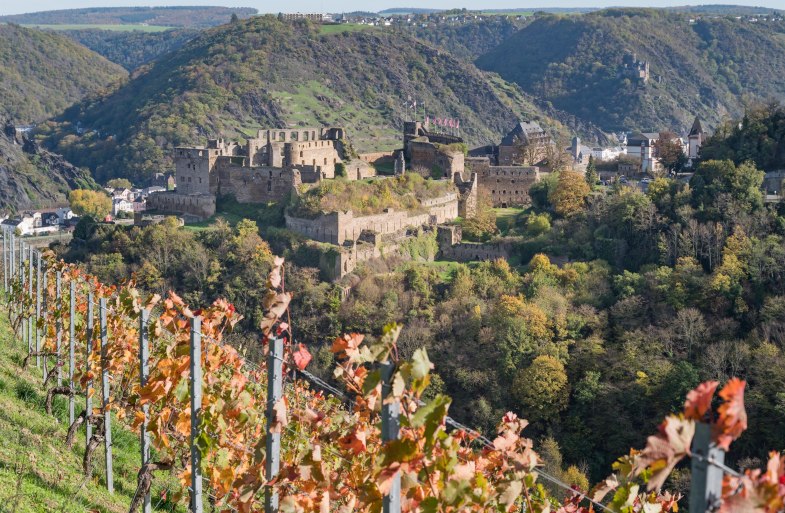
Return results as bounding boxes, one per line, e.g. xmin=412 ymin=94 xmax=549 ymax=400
xmin=653 ymin=132 xmax=687 ymax=176
xmin=461 ymin=190 xmax=498 ymax=241
xmin=515 ymin=140 xmax=544 ymax=165
xmin=690 ymin=159 xmax=765 ymax=217
xmin=544 ymin=141 xmax=571 ymax=172
xmin=512 ymin=355 xmax=569 ymax=422
xmin=585 ymin=156 xmax=599 ymax=187
xmin=105 ymin=178 xmax=132 ymax=189
xmin=549 ymin=170 xmax=590 ymax=217
xmin=69 ymin=189 xmax=111 ymax=219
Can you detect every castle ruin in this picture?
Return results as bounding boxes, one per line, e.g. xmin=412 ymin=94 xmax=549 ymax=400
xmin=406 ymin=120 xmax=544 ymax=208
xmin=147 ymin=126 xmax=375 ymax=219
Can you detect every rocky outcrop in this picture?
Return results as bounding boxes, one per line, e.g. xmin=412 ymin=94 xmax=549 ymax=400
xmin=0 ymin=120 xmax=94 ymax=214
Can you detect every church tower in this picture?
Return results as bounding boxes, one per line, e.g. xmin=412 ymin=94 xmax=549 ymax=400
xmin=688 ymin=116 xmax=704 ymax=160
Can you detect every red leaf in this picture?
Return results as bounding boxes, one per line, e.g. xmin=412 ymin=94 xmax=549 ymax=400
xmin=684 ymin=381 xmax=719 ymax=421
xmin=293 ymin=343 xmax=312 ymax=371
xmin=714 ymin=378 xmax=747 ymax=451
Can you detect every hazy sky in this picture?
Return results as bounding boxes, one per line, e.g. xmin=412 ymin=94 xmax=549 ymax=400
xmin=0 ymin=0 xmax=783 ymax=16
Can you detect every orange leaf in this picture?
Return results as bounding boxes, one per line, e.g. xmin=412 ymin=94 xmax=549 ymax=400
xmin=338 ymin=427 xmax=367 ymax=455
xmin=684 ymin=380 xmax=718 ymax=421
xmin=714 ymin=378 xmax=747 ymax=451
xmin=331 ymin=333 xmax=364 ymax=355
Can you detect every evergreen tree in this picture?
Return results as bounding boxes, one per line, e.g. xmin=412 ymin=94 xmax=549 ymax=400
xmin=585 ymin=155 xmax=599 ymax=188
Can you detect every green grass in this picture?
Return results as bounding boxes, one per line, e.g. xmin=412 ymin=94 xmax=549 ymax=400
xmin=21 ymin=24 xmax=174 ymax=32
xmin=268 ymin=81 xmax=399 ymax=153
xmin=0 ymin=302 xmax=185 ymax=512
xmin=494 ymin=207 xmax=526 ymax=234
xmin=318 ymin=23 xmax=375 ymax=35
xmin=184 ymin=197 xmax=286 ymax=232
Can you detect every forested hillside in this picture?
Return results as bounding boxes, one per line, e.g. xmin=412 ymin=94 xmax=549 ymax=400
xmin=404 ymin=17 xmax=525 ymax=61
xmin=39 ymin=15 xmax=596 ymax=184
xmin=0 ymin=6 xmax=257 ymax=28
xmin=476 ymin=9 xmax=785 ymax=133
xmin=63 ymin=28 xmax=198 ymax=71
xmin=0 ymin=24 xmax=126 ymax=124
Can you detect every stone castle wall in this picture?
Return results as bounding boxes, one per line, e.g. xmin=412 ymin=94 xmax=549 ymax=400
xmin=216 ymin=164 xmax=301 ymax=204
xmin=408 ymin=140 xmax=464 ymax=177
xmin=466 ymin=158 xmax=540 ymax=207
xmin=287 ymin=139 xmax=341 ymax=178
xmin=436 ymin=225 xmax=510 ymax=262
xmin=146 ymin=192 xmax=216 ymax=219
xmin=285 ymin=190 xmax=459 ymax=246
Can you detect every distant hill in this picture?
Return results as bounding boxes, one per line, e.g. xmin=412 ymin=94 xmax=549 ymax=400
xmin=667 ymin=5 xmax=784 ymax=16
xmin=0 ymin=6 xmax=257 ymax=29
xmin=0 ymin=24 xmax=127 ymax=124
xmin=0 ymin=121 xmax=96 ymax=213
xmin=476 ymin=9 xmax=785 ymax=133
xmin=40 ymin=16 xmax=603 ymax=184
xmin=62 ymin=28 xmax=199 ymax=71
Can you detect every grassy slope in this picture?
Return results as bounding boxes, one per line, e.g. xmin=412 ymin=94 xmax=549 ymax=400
xmin=0 ymin=308 xmax=183 ymax=512
xmin=0 ymin=24 xmax=127 ymax=124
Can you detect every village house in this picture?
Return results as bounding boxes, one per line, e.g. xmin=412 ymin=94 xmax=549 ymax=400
xmin=1 ymin=212 xmax=59 ymax=236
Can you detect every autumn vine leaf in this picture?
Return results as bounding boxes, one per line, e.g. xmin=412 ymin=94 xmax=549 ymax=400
xmin=637 ymin=415 xmax=695 ymax=491
xmin=715 ymin=378 xmax=748 ymax=451
xmin=684 ymin=380 xmax=719 ymax=421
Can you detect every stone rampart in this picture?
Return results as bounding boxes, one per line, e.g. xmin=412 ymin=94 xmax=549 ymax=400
xmin=285 ymin=191 xmax=458 ymax=245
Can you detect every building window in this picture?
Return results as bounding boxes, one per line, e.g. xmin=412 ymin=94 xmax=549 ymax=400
xmin=324 ymin=158 xmax=327 ymax=165
xmin=300 ymin=151 xmax=303 ymax=157
xmin=267 ymin=181 xmax=272 ymax=192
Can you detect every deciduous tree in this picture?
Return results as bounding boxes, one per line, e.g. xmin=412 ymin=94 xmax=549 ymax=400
xmin=68 ymin=189 xmax=111 ymax=219
xmin=549 ymin=170 xmax=590 ymax=217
